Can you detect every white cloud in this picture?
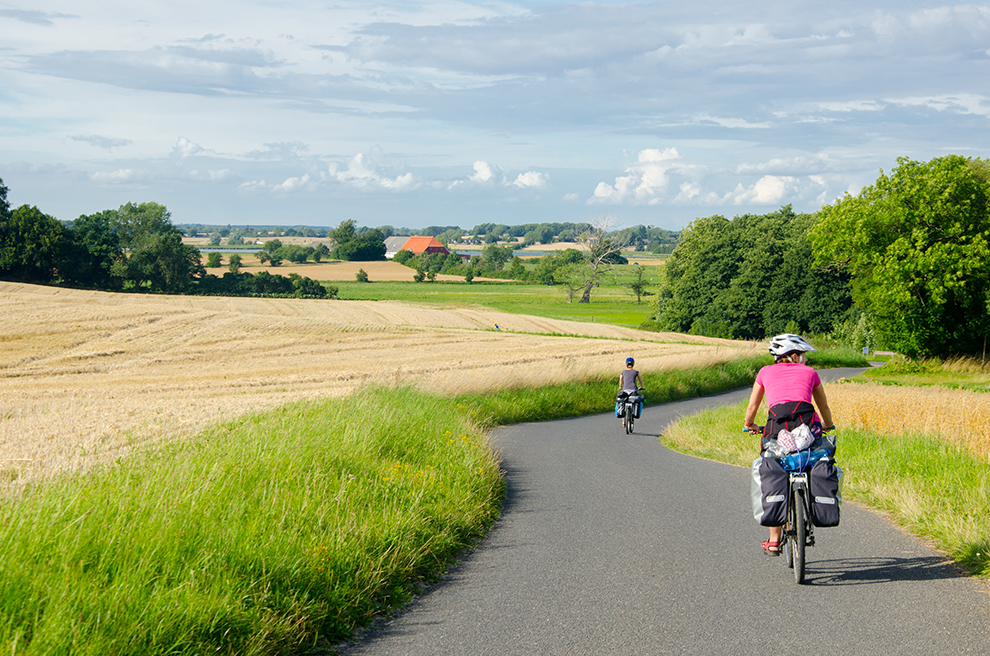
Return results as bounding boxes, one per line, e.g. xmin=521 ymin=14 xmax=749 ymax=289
xmin=380 ymin=173 xmax=414 ymax=190
xmin=562 ymin=192 xmax=580 ymax=202
xmin=71 ymin=135 xmax=131 ymax=150
xmin=90 ymin=169 xmax=134 ymax=184
xmin=888 ymin=93 xmax=990 ymax=119
xmin=818 ymin=100 xmax=885 ymax=113
xmin=470 ymin=161 xmax=494 ymax=182
xmin=674 ymin=182 xmax=700 ymax=202
xmin=731 ymin=175 xmax=799 ymax=205
xmin=328 ymin=153 xmax=415 ymax=191
xmin=173 ymin=137 xmax=204 ymax=158
xmin=736 ymin=154 xmax=831 ymax=175
xmin=238 ymin=180 xmax=268 ymax=192
xmin=273 ymin=174 xmax=311 ymax=192
xmin=590 ymin=148 xmax=683 ymax=205
xmin=694 ymin=115 xmax=772 ymax=129
xmin=512 ymin=171 xmax=547 ymax=190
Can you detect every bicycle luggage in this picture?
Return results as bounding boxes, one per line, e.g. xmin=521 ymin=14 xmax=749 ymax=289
xmin=809 ymin=457 xmax=843 ymax=527
xmin=751 ymin=456 xmax=788 ymax=526
xmin=630 ymin=395 xmax=642 ymax=418
xmin=615 ymin=391 xmax=629 ymax=418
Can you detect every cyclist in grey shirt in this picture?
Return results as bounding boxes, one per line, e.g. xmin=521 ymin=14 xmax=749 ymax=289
xmin=618 ymin=357 xmax=643 ymax=427
xmin=619 ymin=357 xmax=642 ymax=391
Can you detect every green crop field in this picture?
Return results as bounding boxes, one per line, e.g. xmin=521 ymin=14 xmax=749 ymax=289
xmin=334 ymin=262 xmax=663 ymax=329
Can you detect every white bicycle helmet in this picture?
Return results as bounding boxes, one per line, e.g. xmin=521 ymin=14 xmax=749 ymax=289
xmin=768 ymin=333 xmax=816 ymax=357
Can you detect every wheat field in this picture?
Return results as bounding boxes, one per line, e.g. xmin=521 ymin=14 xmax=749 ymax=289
xmin=0 ymin=281 xmax=750 ymax=483
xmin=828 ymin=381 xmax=990 ymax=460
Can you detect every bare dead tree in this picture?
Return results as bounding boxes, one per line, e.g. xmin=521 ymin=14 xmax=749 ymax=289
xmin=576 ymin=213 xmax=627 ymax=303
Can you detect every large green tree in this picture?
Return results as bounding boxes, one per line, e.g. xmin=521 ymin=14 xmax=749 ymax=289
xmin=0 ymin=177 xmax=9 ymax=222
xmin=0 ymin=204 xmax=67 ymax=283
xmin=657 ymin=206 xmax=852 ymax=339
xmin=64 ymin=210 xmax=123 ymax=289
xmin=109 ymin=202 xmax=203 ymax=292
xmin=329 ymin=220 xmax=385 ymax=261
xmin=812 ymin=155 xmax=990 ymax=357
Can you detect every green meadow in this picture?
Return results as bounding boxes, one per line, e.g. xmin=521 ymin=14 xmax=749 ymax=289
xmin=334 ymin=262 xmax=664 ymax=329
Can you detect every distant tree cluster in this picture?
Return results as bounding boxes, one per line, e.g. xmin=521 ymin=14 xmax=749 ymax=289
xmin=179 ymin=224 xmax=329 ymax=241
xmin=197 ymin=271 xmax=334 ymax=299
xmin=0 ymin=196 xmax=203 ymax=292
xmin=0 ymin=176 xmax=330 ymax=299
xmin=328 ymin=220 xmax=386 ymax=261
xmin=255 ymin=240 xmax=328 ymax=266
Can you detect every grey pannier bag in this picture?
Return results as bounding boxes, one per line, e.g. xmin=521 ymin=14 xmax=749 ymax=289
xmin=751 ymin=456 xmax=788 ymax=526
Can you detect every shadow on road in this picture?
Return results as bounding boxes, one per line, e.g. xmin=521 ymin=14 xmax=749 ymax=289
xmin=806 ymin=555 xmax=966 ymax=585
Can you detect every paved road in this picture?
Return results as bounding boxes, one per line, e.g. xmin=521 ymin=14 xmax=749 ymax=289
xmin=342 ymin=369 xmax=990 ymax=655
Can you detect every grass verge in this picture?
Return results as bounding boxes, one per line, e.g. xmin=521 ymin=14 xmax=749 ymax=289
xmin=0 ymin=349 xmax=868 ymax=654
xmin=662 ymin=398 xmax=990 ymax=579
xmin=0 ymin=388 xmax=502 ymax=655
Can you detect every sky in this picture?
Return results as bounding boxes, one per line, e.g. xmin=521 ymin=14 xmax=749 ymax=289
xmin=2 ymin=1 xmax=989 ymax=231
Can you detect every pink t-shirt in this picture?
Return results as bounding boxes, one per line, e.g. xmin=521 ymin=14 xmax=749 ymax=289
xmin=755 ymin=362 xmax=821 ymax=408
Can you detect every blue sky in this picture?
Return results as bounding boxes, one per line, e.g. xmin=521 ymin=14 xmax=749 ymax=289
xmin=2 ymin=1 xmax=989 ymax=230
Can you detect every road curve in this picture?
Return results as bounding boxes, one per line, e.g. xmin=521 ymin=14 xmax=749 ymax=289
xmin=341 ymin=369 xmax=990 ymax=655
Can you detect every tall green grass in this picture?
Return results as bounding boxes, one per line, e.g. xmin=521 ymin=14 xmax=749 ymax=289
xmin=662 ymin=400 xmax=990 ymax=578
xmin=0 ymin=388 xmax=502 ymax=655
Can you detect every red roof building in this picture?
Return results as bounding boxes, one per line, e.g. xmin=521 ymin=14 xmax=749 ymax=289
xmin=400 ymin=236 xmax=450 ymax=256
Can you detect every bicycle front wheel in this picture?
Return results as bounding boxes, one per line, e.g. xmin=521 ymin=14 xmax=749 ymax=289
xmin=792 ymin=487 xmax=807 ymax=584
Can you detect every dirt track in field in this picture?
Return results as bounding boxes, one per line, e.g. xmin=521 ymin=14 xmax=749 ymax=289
xmin=0 ymin=282 xmax=752 ymax=483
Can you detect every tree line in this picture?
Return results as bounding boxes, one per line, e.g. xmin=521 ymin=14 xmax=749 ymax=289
xmin=0 ymin=179 xmax=328 ymax=298
xmin=654 ymin=155 xmax=990 ymax=358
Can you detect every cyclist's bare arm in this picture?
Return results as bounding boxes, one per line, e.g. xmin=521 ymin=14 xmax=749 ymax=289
xmin=744 ymin=382 xmax=765 ymax=429
xmin=812 ymin=384 xmax=834 ymax=427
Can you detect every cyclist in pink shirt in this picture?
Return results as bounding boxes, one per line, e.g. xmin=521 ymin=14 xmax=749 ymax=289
xmin=744 ymin=334 xmax=834 ymax=555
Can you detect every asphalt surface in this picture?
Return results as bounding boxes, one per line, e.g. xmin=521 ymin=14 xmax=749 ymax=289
xmin=341 ymin=368 xmax=990 ymax=655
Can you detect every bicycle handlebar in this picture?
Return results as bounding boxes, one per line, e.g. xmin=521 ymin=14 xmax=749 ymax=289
xmin=742 ymin=425 xmax=836 ymax=433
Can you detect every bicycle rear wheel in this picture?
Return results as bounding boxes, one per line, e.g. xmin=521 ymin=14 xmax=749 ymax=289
xmin=791 ymin=487 xmax=807 ymax=584
xmin=626 ymin=407 xmax=634 ymax=433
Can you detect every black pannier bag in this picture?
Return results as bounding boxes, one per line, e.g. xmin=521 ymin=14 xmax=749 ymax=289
xmin=751 ymin=456 xmax=788 ymax=526
xmin=809 ymin=457 xmax=843 ymax=527
xmin=615 ymin=391 xmax=628 ymax=418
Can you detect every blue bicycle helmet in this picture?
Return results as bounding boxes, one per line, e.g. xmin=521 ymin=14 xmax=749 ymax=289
xmin=625 ymin=357 xmax=635 ymax=365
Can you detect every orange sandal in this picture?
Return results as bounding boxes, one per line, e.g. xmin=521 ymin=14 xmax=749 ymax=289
xmin=762 ymin=540 xmax=781 ymax=556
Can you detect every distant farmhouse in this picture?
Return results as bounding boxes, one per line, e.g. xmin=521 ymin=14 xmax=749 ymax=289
xmin=384 ymin=236 xmax=451 ymax=259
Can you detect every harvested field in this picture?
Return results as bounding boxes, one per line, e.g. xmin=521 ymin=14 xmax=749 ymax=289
xmin=0 ymin=282 xmax=750 ymax=483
